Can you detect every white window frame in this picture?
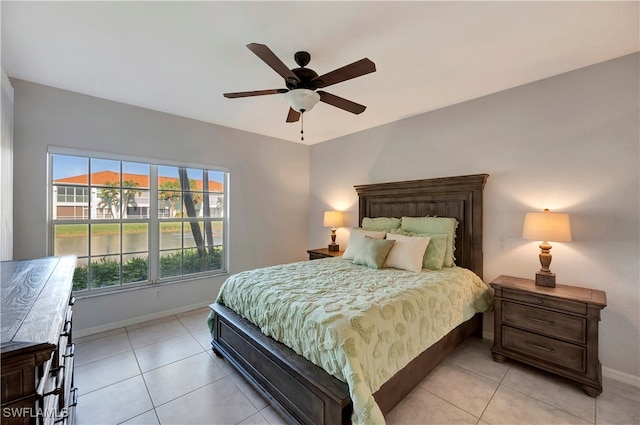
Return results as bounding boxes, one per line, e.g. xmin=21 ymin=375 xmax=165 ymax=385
xmin=48 ymin=147 xmax=229 ymax=295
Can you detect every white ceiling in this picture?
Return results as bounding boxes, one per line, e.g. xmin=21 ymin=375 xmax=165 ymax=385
xmin=2 ymin=1 xmax=638 ymax=145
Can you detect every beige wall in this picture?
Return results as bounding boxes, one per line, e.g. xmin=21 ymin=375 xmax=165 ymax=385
xmin=1 ymin=68 xmax=14 ymax=261
xmin=11 ymin=79 xmax=310 ymax=333
xmin=10 ymin=53 xmax=639 ymax=383
xmin=309 ymin=54 xmax=640 ymax=382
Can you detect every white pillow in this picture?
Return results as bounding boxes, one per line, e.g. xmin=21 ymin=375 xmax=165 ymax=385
xmin=383 ymin=233 xmax=430 ymax=272
xmin=342 ymin=228 xmax=387 ymax=260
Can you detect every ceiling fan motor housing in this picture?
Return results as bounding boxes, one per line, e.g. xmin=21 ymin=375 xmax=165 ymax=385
xmin=287 ymin=67 xmax=320 ymax=90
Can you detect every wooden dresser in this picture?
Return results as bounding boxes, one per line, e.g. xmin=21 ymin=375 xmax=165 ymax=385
xmin=490 ymin=275 xmax=606 ymax=396
xmin=1 ymin=256 xmax=77 ymax=425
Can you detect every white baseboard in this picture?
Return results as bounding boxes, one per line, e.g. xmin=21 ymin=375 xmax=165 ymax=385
xmin=74 ymin=301 xmax=212 ymax=338
xmin=602 ymin=366 xmax=640 ymax=388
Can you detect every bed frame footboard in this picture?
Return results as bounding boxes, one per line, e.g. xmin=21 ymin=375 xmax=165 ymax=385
xmin=211 ymin=302 xmax=352 ymax=425
xmin=211 ymin=302 xmax=482 ymax=425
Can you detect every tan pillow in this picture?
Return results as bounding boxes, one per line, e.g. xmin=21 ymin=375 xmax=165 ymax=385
xmin=383 ymin=233 xmax=430 ymax=272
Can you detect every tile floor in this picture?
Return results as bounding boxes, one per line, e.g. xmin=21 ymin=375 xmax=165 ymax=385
xmin=74 ymin=307 xmax=639 ymax=425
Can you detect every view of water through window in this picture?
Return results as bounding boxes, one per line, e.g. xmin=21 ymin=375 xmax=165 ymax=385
xmin=50 ymin=152 xmax=227 ymax=292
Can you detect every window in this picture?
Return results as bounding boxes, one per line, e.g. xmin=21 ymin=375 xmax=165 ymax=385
xmin=50 ymin=151 xmax=228 ymax=293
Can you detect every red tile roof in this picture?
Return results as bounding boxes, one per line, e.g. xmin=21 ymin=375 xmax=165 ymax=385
xmin=54 ymin=171 xmax=224 ymax=192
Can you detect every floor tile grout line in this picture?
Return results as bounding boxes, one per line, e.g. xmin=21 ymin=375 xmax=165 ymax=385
xmin=111 ymin=324 xmax=158 ymax=425
xmin=495 ymin=364 xmax=598 ymax=425
xmin=474 ymin=360 xmax=511 ymax=425
xmin=75 ymin=351 xmax=141 ymax=398
xmin=417 ymin=381 xmax=482 ymax=422
xmin=133 ymin=338 xmax=208 ymax=374
xmin=115 ymin=408 xmax=159 ymax=425
xmin=496 ymin=367 xmax=597 ymax=424
xmin=127 ymin=325 xmax=192 ymax=350
xmin=127 ymin=314 xmax=230 ymax=415
xmin=147 ymin=374 xmax=235 ymax=413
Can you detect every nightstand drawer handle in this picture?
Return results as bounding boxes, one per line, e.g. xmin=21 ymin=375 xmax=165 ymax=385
xmin=525 ymin=316 xmax=555 ymax=326
xmin=525 ymin=341 xmax=555 ymax=353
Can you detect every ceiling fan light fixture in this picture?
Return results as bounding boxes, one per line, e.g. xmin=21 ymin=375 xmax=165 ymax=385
xmin=285 ymin=89 xmax=320 ymax=113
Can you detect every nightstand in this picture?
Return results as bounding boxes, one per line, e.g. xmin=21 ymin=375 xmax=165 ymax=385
xmin=490 ymin=275 xmax=606 ymax=396
xmin=307 ymin=248 xmax=344 ymax=260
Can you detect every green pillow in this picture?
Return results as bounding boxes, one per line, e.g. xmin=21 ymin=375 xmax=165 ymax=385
xmin=352 ymin=237 xmax=396 ymax=269
xmin=390 ymin=229 xmax=448 ymax=270
xmin=401 ymin=217 xmax=458 ymax=267
xmin=361 ymin=217 xmax=401 ymax=231
xmin=421 ymin=233 xmax=448 ymax=270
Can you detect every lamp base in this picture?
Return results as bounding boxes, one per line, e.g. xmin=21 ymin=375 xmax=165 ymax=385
xmin=328 ymin=243 xmax=340 ymax=252
xmin=535 ymin=271 xmax=556 ymax=288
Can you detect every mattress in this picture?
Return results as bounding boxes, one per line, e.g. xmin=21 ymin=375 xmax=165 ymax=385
xmin=208 ymin=257 xmax=492 ymax=424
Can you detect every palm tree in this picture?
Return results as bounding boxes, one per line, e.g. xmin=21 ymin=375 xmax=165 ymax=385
xmin=98 ymin=182 xmax=120 ymax=218
xmin=158 ymin=180 xmax=181 ymax=217
xmin=122 ymin=180 xmax=141 ymax=218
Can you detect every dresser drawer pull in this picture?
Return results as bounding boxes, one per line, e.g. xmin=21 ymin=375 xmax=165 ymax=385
xmin=63 ymin=343 xmax=75 ymax=358
xmin=525 ymin=341 xmax=555 ymax=353
xmin=69 ymin=296 xmax=76 ymax=306
xmin=41 ymin=366 xmax=65 ymax=397
xmin=61 ymin=320 xmax=72 ymax=337
xmin=70 ymin=387 xmax=78 ymax=407
xmin=525 ymin=316 xmax=555 ymax=326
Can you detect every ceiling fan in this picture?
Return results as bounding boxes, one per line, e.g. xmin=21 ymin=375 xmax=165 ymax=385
xmin=224 ymin=43 xmax=376 ymax=126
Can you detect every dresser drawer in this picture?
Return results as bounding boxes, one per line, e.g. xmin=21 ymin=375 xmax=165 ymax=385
xmin=503 ymin=326 xmax=585 ymax=372
xmin=503 ymin=302 xmax=586 ymax=344
xmin=502 ymin=288 xmax=586 ymax=314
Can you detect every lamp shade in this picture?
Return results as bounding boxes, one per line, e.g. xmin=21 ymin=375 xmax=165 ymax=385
xmin=285 ymin=89 xmax=321 ymax=113
xmin=323 ymin=211 xmax=344 ymax=228
xmin=522 ymin=209 xmax=572 ymax=242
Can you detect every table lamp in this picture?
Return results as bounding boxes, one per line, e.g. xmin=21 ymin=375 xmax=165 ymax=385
xmin=522 ymin=209 xmax=572 ymax=287
xmin=323 ymin=211 xmax=344 ymax=252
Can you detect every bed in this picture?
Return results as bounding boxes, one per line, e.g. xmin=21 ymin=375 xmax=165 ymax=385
xmin=209 ymin=174 xmax=489 ymax=424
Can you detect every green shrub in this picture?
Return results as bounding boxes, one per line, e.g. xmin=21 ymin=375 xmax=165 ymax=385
xmin=71 ymin=247 xmax=223 ymax=291
xmin=72 ymin=265 xmax=89 ymax=291
xmin=123 ymin=256 xmax=148 ymax=283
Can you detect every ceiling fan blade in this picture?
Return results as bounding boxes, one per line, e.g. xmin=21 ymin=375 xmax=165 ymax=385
xmin=318 ymin=91 xmax=366 ymax=114
xmin=312 ymin=58 xmax=376 ymax=89
xmin=224 ymin=89 xmax=288 ymax=98
xmin=247 ymin=43 xmax=301 ymax=84
xmin=286 ymin=107 xmax=301 ymax=123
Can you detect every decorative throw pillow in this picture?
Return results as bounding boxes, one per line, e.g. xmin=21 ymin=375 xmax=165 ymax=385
xmin=361 ymin=217 xmax=401 ymax=231
xmin=383 ymin=233 xmax=430 ymax=272
xmin=342 ymin=228 xmax=387 ymax=260
xmin=352 ymin=237 xmax=396 ymax=269
xmin=389 ymin=229 xmax=448 ymax=270
xmin=400 ymin=216 xmax=459 ymax=267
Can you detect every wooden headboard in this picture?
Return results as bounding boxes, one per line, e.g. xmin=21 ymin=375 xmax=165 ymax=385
xmin=354 ymin=174 xmax=489 ymax=279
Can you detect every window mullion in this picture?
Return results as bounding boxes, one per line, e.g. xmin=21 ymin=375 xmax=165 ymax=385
xmin=149 ymin=165 xmax=159 ymax=283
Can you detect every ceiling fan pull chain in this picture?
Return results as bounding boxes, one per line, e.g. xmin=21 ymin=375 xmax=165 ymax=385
xmin=300 ymin=112 xmax=304 ymax=141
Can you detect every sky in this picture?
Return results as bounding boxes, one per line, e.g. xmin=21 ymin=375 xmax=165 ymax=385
xmin=52 ymin=154 xmax=225 ymax=184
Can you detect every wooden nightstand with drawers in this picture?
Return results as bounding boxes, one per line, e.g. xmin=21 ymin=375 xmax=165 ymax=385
xmin=490 ymin=275 xmax=606 ymax=396
xmin=306 ymin=248 xmax=344 ymax=260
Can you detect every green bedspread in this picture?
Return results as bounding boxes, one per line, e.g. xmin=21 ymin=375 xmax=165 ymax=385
xmin=208 ymin=258 xmax=492 ymax=424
